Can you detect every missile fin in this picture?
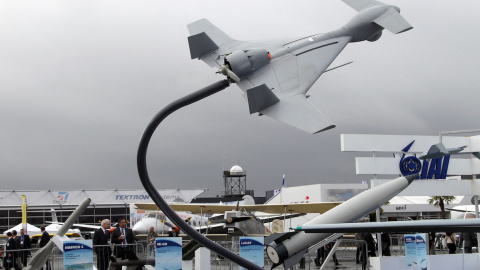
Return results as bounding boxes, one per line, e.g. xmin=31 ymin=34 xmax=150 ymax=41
xmin=265 ymin=231 xmax=299 ymax=245
xmin=283 ymin=248 xmax=308 ymax=269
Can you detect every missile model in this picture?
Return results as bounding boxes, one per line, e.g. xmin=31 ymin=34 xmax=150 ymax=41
xmin=295 ymin=218 xmax=480 ymax=233
xmin=26 ymin=198 xmax=91 ymax=270
xmin=265 ymin=174 xmax=417 ymax=269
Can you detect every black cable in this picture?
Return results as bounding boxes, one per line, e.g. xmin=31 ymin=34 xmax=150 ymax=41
xmin=137 ymin=79 xmax=263 ymax=270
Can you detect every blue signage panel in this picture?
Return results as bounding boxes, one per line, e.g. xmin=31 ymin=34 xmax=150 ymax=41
xmin=155 ymin=237 xmax=182 ymax=270
xmin=405 ymin=234 xmax=417 ymax=270
xmin=239 ymin=236 xmax=264 ymax=270
xmin=63 ymin=240 xmax=93 ymax=270
xmin=416 ymin=234 xmax=428 ymax=270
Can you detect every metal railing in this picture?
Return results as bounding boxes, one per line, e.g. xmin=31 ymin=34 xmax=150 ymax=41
xmin=12 ymin=236 xmax=475 ymax=269
xmin=1 ymin=242 xmax=147 ymax=270
xmin=1 ymin=246 xmax=42 ymax=269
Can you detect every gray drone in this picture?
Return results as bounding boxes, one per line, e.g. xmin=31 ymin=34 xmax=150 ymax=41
xmin=188 ymin=0 xmax=412 ymax=134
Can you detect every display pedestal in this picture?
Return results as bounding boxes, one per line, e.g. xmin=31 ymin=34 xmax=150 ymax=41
xmin=195 ymin=247 xmax=210 ymax=270
xmin=371 ymin=254 xmax=480 ymax=270
xmin=182 ymin=260 xmax=193 ymax=270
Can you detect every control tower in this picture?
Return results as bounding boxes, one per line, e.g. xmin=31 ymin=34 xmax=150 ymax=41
xmin=223 ymin=165 xmax=248 ymax=197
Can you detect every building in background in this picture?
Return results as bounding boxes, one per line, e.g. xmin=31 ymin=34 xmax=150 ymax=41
xmin=0 ymin=189 xmax=206 ymax=233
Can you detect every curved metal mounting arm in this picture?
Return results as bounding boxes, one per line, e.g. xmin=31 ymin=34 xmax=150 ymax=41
xmin=137 ymin=79 xmax=263 ymax=270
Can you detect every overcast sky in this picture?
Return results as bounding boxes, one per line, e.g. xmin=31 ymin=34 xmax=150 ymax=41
xmin=1 ymin=0 xmax=479 ymax=197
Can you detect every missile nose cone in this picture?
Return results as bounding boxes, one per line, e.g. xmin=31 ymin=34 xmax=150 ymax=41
xmin=404 ymin=174 xmax=419 ymax=184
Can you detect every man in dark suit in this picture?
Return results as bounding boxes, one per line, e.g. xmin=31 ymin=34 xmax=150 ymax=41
xmin=5 ymin=231 xmax=19 ymax=270
xmin=11 ymin=230 xmax=23 ymax=269
xmin=39 ymin=226 xmax=51 ymax=270
xmin=111 ymin=218 xmax=137 ymax=260
xmin=16 ymin=228 xmax=31 ymax=267
xmin=93 ymin=219 xmax=112 ymax=270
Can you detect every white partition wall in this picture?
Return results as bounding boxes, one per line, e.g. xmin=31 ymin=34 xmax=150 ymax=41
xmin=341 ymin=134 xmax=480 ymax=178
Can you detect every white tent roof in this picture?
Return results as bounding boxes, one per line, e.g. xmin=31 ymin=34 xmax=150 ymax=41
xmin=3 ymin=223 xmax=41 ymax=235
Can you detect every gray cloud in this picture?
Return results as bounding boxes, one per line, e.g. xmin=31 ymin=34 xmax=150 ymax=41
xmin=1 ymin=0 xmax=479 ymax=197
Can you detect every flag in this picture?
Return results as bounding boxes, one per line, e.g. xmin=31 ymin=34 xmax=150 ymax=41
xmin=282 ymin=174 xmax=286 ymax=188
xmin=21 ymin=195 xmax=27 ymax=233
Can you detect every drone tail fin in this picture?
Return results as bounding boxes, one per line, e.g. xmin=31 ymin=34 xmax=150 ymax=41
xmin=187 ymin=19 xmax=236 ymax=59
xmin=246 ymin=84 xmax=280 ymax=114
xmin=342 ymin=0 xmax=412 ymax=34
xmin=373 ymin=6 xmax=413 ymax=34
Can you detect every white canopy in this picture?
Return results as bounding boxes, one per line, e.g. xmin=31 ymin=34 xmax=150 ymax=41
xmin=3 ymin=223 xmax=41 ymax=235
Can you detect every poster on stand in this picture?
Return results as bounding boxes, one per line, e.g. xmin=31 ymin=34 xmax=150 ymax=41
xmin=239 ymin=236 xmax=264 ymax=270
xmin=405 ymin=234 xmax=417 ymax=270
xmin=155 ymin=237 xmax=182 ymax=270
xmin=63 ymin=240 xmax=93 ymax=270
xmin=416 ymin=233 xmax=428 ymax=270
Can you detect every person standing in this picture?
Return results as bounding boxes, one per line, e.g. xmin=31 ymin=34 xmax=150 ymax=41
xmin=168 ymin=226 xmax=180 ymax=237
xmin=355 ymin=232 xmax=364 ymax=264
xmin=428 ymin=232 xmax=436 ymax=255
xmin=363 ymin=231 xmax=377 ymax=257
xmin=460 ymin=232 xmax=477 ymax=253
xmin=147 ymin=227 xmax=158 ymax=257
xmin=39 ymin=226 xmax=51 ymax=270
xmin=5 ymin=232 xmax=18 ymax=270
xmin=111 ymin=218 xmax=137 ymax=260
xmin=93 ymin=219 xmax=112 ymax=270
xmin=381 ymin=233 xmax=391 ymax=256
xmin=11 ymin=230 xmax=22 ymax=269
xmin=360 ymin=231 xmax=376 ymax=270
xmin=446 ymin=232 xmax=457 ymax=254
xmin=17 ymin=229 xmax=31 ymax=267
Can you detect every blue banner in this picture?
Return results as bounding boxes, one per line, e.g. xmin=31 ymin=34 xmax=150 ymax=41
xmin=63 ymin=240 xmax=93 ymax=270
xmin=405 ymin=234 xmax=417 ymax=270
xmin=416 ymin=233 xmax=428 ymax=270
xmin=155 ymin=237 xmax=182 ymax=270
xmin=239 ymin=236 xmax=264 ymax=270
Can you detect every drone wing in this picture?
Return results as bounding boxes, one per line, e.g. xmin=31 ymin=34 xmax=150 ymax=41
xmin=188 ymin=19 xmax=352 ymax=134
xmin=136 ymin=202 xmax=340 ymax=214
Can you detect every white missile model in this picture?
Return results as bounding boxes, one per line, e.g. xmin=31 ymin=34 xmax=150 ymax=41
xmin=26 ymin=198 xmax=91 ymax=270
xmin=295 ymin=218 xmax=480 ymax=233
xmin=265 ymin=174 xmax=417 ymax=269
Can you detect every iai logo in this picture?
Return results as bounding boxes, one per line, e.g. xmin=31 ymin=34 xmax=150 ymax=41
xmin=399 ymin=141 xmax=450 ymax=179
xmin=54 ymin=192 xmax=69 ymax=203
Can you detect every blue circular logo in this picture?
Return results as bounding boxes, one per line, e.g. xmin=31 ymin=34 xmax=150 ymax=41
xmin=399 ymin=156 xmax=422 ymax=176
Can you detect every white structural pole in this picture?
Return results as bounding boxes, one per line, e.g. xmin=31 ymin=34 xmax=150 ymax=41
xmin=376 ymin=208 xmax=382 ymax=257
xmin=475 ymin=195 xmax=480 ymax=247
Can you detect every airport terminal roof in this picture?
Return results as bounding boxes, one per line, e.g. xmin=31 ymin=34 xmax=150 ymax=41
xmin=0 ymin=189 xmax=207 ymax=207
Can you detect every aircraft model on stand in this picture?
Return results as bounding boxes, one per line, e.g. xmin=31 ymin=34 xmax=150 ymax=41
xmin=418 ymin=143 xmax=467 ymax=160
xmin=133 ymin=199 xmax=340 ymax=237
xmin=188 ymin=0 xmax=413 ymax=134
